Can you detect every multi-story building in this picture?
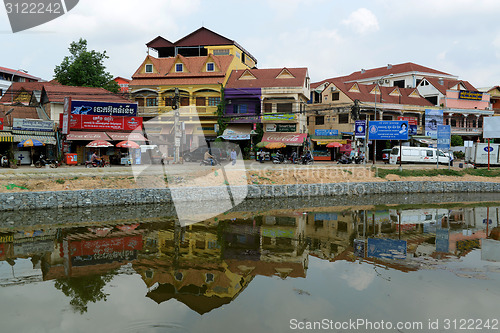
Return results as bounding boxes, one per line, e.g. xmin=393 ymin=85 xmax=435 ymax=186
xmin=129 ymin=27 xmax=257 ymax=148
xmin=224 ymin=67 xmax=310 ymax=152
xmin=0 ymin=66 xmax=41 ymax=98
xmin=113 ymin=76 xmax=130 ymax=94
xmin=309 ymin=62 xmax=494 ymax=160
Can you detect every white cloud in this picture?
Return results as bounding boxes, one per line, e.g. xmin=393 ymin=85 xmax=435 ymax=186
xmin=341 ymin=8 xmax=379 ymax=35
xmin=340 ymin=263 xmax=376 ymax=291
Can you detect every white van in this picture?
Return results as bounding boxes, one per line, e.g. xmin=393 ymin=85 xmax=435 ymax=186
xmin=389 ymin=146 xmax=449 ymax=164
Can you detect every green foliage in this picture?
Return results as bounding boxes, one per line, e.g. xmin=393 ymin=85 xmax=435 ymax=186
xmin=55 ymin=179 xmax=65 ymax=184
xmin=454 ymin=151 xmax=465 ymax=159
xmin=451 ymin=135 xmax=464 ymax=147
xmin=216 ymin=86 xmax=228 ymax=136
xmin=54 ymin=38 xmax=118 ymax=93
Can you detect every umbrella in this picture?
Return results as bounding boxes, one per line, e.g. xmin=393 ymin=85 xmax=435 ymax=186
xmin=256 ymin=141 xmax=270 ymax=148
xmin=326 ymin=142 xmax=343 ymax=148
xmin=17 ymin=139 xmax=44 ymax=147
xmin=116 ymin=140 xmax=140 ymax=149
xmin=265 ymin=142 xmax=286 ymax=149
xmin=86 ymin=140 xmax=113 ymax=148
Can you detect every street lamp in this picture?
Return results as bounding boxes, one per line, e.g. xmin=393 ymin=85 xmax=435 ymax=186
xmin=372 ymin=74 xmax=393 ymax=165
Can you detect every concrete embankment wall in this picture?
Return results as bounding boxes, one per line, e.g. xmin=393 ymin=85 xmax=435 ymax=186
xmin=0 ymin=181 xmax=499 ymax=211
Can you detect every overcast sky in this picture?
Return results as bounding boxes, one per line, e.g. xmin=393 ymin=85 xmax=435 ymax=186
xmin=2 ymin=0 xmax=500 ymax=88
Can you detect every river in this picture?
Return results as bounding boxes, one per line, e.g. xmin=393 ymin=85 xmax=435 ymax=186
xmin=1 ymin=193 xmax=500 ymax=332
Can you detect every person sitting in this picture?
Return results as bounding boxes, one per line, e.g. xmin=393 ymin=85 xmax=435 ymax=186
xmin=204 ymin=150 xmax=215 ymax=165
xmin=290 ymin=151 xmax=297 ymax=164
xmin=91 ymin=152 xmax=100 ymax=164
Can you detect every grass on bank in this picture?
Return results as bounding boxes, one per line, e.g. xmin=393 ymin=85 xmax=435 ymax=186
xmin=377 ymin=167 xmax=500 ymax=178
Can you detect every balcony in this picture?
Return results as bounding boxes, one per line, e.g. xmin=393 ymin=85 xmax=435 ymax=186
xmin=137 ymin=105 xmax=218 ymax=117
xmin=451 ymin=126 xmax=482 ymax=135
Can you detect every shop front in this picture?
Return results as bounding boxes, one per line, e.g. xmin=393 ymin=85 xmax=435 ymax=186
xmin=260 ymin=132 xmax=308 ymax=159
xmin=12 ymin=119 xmax=57 ymax=165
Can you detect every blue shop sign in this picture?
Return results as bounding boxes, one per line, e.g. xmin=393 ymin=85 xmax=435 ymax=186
xmin=71 ymin=100 xmax=138 ymax=116
xmin=315 ymin=129 xmax=338 ymax=136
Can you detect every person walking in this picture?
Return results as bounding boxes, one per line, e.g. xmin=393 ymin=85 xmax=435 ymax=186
xmin=230 ymin=148 xmax=237 ymax=165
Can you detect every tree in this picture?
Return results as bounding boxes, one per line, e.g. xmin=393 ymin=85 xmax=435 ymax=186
xmin=451 ymin=135 xmax=464 ymax=146
xmin=54 ymin=38 xmax=119 ymax=93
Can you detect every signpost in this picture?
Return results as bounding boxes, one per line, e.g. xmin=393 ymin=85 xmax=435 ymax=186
xmin=368 ymin=121 xmax=409 ymax=166
xmin=437 ymin=125 xmax=451 ymax=169
xmin=355 ymin=120 xmax=366 ymax=164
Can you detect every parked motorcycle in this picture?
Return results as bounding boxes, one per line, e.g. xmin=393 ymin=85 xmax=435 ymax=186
xmin=354 ymin=156 xmax=365 ymax=164
xmin=272 ymin=152 xmax=286 ymax=164
xmin=337 ymin=155 xmax=352 ymax=164
xmin=35 ymin=154 xmax=59 ymax=168
xmin=0 ymin=153 xmax=9 ymax=168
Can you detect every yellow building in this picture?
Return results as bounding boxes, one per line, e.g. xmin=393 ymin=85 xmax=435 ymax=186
xmin=130 ymin=27 xmax=257 ymax=147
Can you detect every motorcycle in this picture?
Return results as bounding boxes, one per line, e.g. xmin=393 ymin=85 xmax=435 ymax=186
xmin=200 ymin=157 xmax=221 ymax=166
xmin=0 ymin=153 xmax=9 ymax=168
xmin=300 ymin=154 xmax=314 ymax=165
xmin=85 ymin=159 xmax=110 ymax=168
xmin=272 ymin=153 xmax=286 ymax=164
xmin=354 ymin=156 xmax=365 ymax=164
xmin=35 ymin=154 xmax=59 ymax=168
xmin=337 ymin=155 xmax=352 ymax=164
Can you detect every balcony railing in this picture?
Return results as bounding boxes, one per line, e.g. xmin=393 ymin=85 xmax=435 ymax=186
xmin=137 ymin=105 xmax=218 ymax=117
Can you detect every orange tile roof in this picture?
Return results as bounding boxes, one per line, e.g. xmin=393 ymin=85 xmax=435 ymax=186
xmin=225 ymin=67 xmax=309 ymax=89
xmin=130 ymin=54 xmax=232 ymax=86
xmin=0 ymin=105 xmax=40 ymax=125
xmin=343 ymin=62 xmax=453 ymax=82
xmin=0 ymin=82 xmax=46 ymax=104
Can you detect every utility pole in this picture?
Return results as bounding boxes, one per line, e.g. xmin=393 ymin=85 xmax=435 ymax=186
xmin=173 ymin=88 xmax=181 ymax=163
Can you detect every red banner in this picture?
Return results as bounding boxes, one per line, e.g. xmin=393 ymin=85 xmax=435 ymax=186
xmin=397 ymin=116 xmax=418 ymax=126
xmin=0 ymin=118 xmax=3 ymax=130
xmin=60 ymin=114 xmax=142 ymax=131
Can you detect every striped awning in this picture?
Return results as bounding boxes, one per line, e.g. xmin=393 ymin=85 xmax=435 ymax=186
xmin=0 ymin=132 xmax=13 ymax=142
xmin=12 ymin=130 xmax=56 ymax=145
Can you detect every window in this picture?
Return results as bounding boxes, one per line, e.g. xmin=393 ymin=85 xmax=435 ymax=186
xmin=0 ymin=89 xmax=3 ymax=96
xmin=196 ymin=97 xmax=206 ymax=106
xmin=135 ymin=98 xmax=144 ymax=107
xmin=180 ymin=97 xmax=189 ymax=106
xmin=264 ymin=103 xmax=272 ymax=113
xmin=206 ymin=62 xmax=215 ymax=72
xmin=175 ymin=63 xmax=183 ymax=72
xmin=307 ymin=117 xmax=310 ymax=126
xmin=394 ymin=80 xmax=405 ymax=88
xmin=426 ymin=150 xmax=433 ymax=157
xmin=315 ymin=116 xmax=325 ymax=125
xmin=213 ymin=49 xmax=230 ymax=55
xmin=382 ymin=115 xmax=393 ymax=120
xmin=145 ymin=64 xmax=153 ymax=73
xmin=208 ymin=97 xmax=220 ymax=106
xmin=339 ymin=114 xmax=349 ymax=123
xmin=332 ymin=92 xmax=340 ymax=101
xmin=206 ymin=273 xmax=214 ymax=283
xmin=234 ymin=104 xmax=248 ymax=114
xmin=146 ymin=98 xmax=157 ymax=107
xmin=277 ymin=103 xmax=292 ymax=113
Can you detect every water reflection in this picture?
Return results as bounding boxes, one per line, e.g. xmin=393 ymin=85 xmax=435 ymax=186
xmin=1 ymin=202 xmax=500 ymax=324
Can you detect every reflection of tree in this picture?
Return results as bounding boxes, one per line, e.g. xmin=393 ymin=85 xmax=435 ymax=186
xmin=54 ymin=272 xmax=116 ymax=314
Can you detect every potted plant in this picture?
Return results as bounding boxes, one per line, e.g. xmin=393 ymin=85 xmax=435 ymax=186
xmin=9 ymin=158 xmax=18 ymax=168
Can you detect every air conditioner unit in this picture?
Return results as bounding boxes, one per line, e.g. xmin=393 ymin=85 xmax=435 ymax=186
xmin=385 ymin=79 xmax=390 ymax=83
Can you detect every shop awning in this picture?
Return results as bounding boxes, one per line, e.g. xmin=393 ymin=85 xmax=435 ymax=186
xmin=0 ymin=132 xmax=13 ymax=142
xmin=66 ymin=131 xmax=111 ymax=141
xmin=220 ymin=126 xmax=253 ymax=140
xmin=261 ymin=133 xmax=307 ymax=146
xmin=106 ymin=132 xmax=148 ymax=141
xmin=12 ymin=130 xmax=56 ymax=145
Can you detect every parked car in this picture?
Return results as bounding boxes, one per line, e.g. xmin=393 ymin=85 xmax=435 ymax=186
xmin=183 ymin=147 xmax=227 ymax=162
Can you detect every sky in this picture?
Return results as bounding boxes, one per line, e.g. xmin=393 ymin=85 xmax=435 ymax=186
xmin=2 ymin=0 xmax=500 ymax=88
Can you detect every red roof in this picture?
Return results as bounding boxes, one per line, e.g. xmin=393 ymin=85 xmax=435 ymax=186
xmin=0 ymin=82 xmax=46 ymax=104
xmin=0 ymin=105 xmax=40 ymax=126
xmin=130 ymin=54 xmax=232 ymax=86
xmin=0 ymin=66 xmax=41 ymax=81
xmin=43 ymin=85 xmax=131 ymax=104
xmin=146 ymin=27 xmax=257 ymax=65
xmin=343 ymin=62 xmax=453 ymax=82
xmin=422 ymin=77 xmax=477 ymax=95
xmin=225 ymin=67 xmax=309 ymax=89
xmin=332 ymin=81 xmax=434 ymax=107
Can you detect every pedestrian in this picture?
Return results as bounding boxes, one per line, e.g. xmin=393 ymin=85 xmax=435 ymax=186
xmin=449 ymin=152 xmax=454 ymax=166
xmin=230 ymin=148 xmax=237 ymax=165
